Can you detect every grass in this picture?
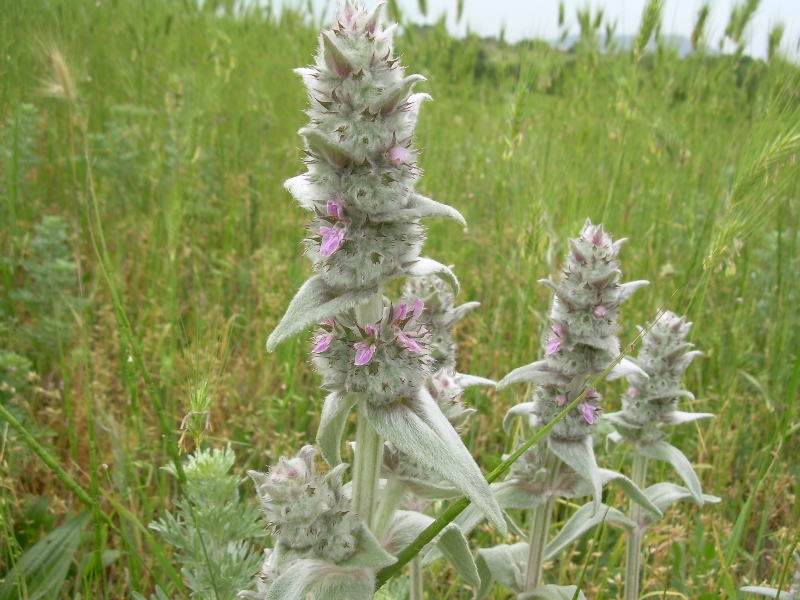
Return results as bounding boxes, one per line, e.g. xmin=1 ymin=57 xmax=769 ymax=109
xmin=0 ymin=0 xmax=799 ymax=597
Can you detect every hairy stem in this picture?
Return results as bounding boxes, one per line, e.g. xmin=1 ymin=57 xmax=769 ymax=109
xmin=374 ymin=476 xmax=408 ymax=539
xmin=625 ymin=452 xmax=649 ymax=600
xmin=524 ymin=448 xmax=560 ymax=592
xmin=352 ymin=291 xmax=385 ymax=531
xmin=409 ymin=555 xmax=424 ymax=600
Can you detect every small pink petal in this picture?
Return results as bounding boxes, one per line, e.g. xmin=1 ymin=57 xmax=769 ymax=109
xmin=593 ymin=305 xmax=607 ymax=317
xmin=628 ymin=386 xmax=638 ymax=398
xmin=387 ymin=145 xmax=409 ymax=164
xmin=552 ymin=324 xmax=564 ymax=337
xmin=354 ymin=342 xmax=376 ymax=366
xmin=320 ymin=226 xmax=345 ymax=256
xmin=322 ymin=318 xmax=335 ymax=326
xmin=312 ymin=333 xmax=332 ymax=353
xmin=365 ymin=325 xmax=379 ymax=338
xmin=396 ymin=332 xmax=421 ymax=352
xmin=546 ymin=337 xmax=561 ymax=355
xmin=555 ymin=394 xmax=568 ymax=406
xmin=410 ymin=297 xmax=424 ymax=318
xmin=580 ymin=403 xmax=598 ymax=424
xmin=585 ymin=388 xmax=600 ymax=400
xmin=393 ymin=303 xmax=408 ymax=322
xmin=327 ymin=200 xmax=342 ymax=219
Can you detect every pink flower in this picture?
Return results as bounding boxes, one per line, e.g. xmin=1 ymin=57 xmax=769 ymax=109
xmin=320 ymin=226 xmax=345 ymax=256
xmin=312 ymin=333 xmax=333 ymax=353
xmin=364 ymin=325 xmax=379 ymax=337
xmin=552 ymin=324 xmax=564 ymax=337
xmin=546 ymin=337 xmax=561 ymax=355
xmin=593 ymin=305 xmax=607 ymax=317
xmin=628 ymin=386 xmax=638 ymax=398
xmin=387 ymin=145 xmax=409 ymax=164
xmin=410 ymin=297 xmax=424 ymax=318
xmin=327 ymin=200 xmax=342 ymax=219
xmin=354 ymin=341 xmax=376 ymax=365
xmin=393 ymin=303 xmax=408 ymax=323
xmin=396 ymin=331 xmax=422 ymax=352
xmin=580 ymin=402 xmax=598 ymax=424
xmin=555 ymin=394 xmax=568 ymax=406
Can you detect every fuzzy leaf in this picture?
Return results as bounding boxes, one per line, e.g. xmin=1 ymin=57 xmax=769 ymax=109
xmin=616 ymin=280 xmax=649 ymax=303
xmin=338 ymin=524 xmax=397 ymax=569
xmin=452 ymin=301 xmax=481 ymax=323
xmin=317 ymin=392 xmax=357 ymax=466
xmin=645 ymin=483 xmax=721 ymax=521
xmin=519 ymin=585 xmax=588 ymax=600
xmin=455 ymin=373 xmax=496 ymax=388
xmin=545 ymin=503 xmax=635 ymax=561
xmin=548 ymin=436 xmax=602 ymax=508
xmin=301 ymin=127 xmax=354 ymax=168
xmin=371 ymin=194 xmax=466 ymax=226
xmin=606 ymin=357 xmax=648 ymax=381
xmin=494 ymin=481 xmax=547 ymax=511
xmin=0 ymin=511 xmax=90 ymax=600
xmin=497 ymin=361 xmax=558 ymax=390
xmin=267 ymin=276 xmax=378 ymax=352
xmin=377 ymin=74 xmax=426 ymax=115
xmin=366 ymin=389 xmax=506 ymax=535
xmin=265 ymin=559 xmax=374 ymax=600
xmin=738 ymin=586 xmax=793 ymax=599
xmin=502 ymin=402 xmax=535 ymax=434
xmin=637 ymin=441 xmax=704 ymax=505
xmin=403 ymin=259 xmax=460 ymax=296
xmin=322 ymin=31 xmax=353 ymax=78
xmin=662 ymin=411 xmax=715 ymax=425
xmin=435 ymin=524 xmax=481 ymax=589
xmin=599 ymin=469 xmax=662 ymax=517
xmin=475 ymin=543 xmax=529 ymax=597
xmin=284 ymin=174 xmax=320 ymax=211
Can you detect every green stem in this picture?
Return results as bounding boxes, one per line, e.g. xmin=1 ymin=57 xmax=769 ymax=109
xmin=374 ymin=476 xmax=408 ymax=540
xmin=409 ymin=555 xmax=424 ymax=600
xmin=524 ymin=449 xmax=560 ymax=592
xmin=352 ymin=291 xmax=385 ymax=531
xmin=625 ymin=453 xmax=649 ymax=600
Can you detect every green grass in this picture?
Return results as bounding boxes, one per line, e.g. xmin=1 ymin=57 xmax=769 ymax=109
xmin=1 ymin=0 xmax=799 ymax=597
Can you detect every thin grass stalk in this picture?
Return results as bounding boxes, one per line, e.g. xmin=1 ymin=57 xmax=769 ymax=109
xmin=625 ymin=453 xmax=648 ymax=600
xmin=409 ymin=555 xmax=424 ymax=600
xmin=524 ymin=450 xmax=560 ymax=591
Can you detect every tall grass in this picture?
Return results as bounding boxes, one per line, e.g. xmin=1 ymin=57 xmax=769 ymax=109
xmin=0 ymin=0 xmax=798 ymax=597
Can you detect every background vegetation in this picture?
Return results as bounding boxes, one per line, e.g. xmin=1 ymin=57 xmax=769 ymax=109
xmin=1 ymin=0 xmax=798 ymax=597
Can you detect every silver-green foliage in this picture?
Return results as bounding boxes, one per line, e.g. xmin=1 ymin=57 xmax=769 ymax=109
xmin=149 ymin=445 xmax=264 ymax=600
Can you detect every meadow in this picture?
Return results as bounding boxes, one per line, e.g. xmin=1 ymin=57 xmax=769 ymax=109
xmin=1 ymin=0 xmax=799 ymax=597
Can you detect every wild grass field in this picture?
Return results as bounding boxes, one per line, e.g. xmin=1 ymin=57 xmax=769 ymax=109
xmin=1 ymin=0 xmax=799 ymax=597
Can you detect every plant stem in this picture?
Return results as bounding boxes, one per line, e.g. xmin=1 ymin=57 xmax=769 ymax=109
xmin=352 ymin=291 xmax=385 ymax=531
xmin=524 ymin=447 xmax=560 ymax=592
xmin=625 ymin=452 xmax=649 ymax=600
xmin=374 ymin=476 xmax=408 ymax=539
xmin=409 ymin=555 xmax=424 ymax=600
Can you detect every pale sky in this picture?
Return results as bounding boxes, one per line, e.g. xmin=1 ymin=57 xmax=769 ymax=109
xmin=304 ymin=0 xmax=800 ymax=59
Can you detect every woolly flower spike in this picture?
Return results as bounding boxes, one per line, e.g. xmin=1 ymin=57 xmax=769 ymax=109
xmin=402 ymin=273 xmax=481 ymax=371
xmin=607 ymin=311 xmax=708 ymax=438
xmin=499 ymin=219 xmax=649 ymax=442
xmin=311 ymin=299 xmax=434 ymax=405
xmin=281 ymin=0 xmax=466 ymax=296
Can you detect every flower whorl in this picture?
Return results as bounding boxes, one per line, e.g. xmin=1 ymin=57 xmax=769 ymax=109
xmin=285 ymin=0 xmax=445 ymax=293
xmin=248 ymin=446 xmax=361 ymax=563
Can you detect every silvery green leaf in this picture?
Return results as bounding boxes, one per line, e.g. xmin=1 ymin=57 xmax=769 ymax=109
xmin=317 ymin=392 xmax=357 ymax=466
xmin=475 ymin=543 xmax=529 ymax=597
xmin=637 ymin=441 xmax=704 ymax=505
xmin=394 ymin=475 xmax=460 ymax=499
xmin=366 ymin=388 xmax=506 ymax=535
xmin=338 ymin=524 xmax=397 ymax=569
xmin=598 ymin=469 xmax=662 ymax=517
xmin=739 ymin=586 xmax=793 ymax=599
xmin=264 ymin=559 xmax=374 ymax=600
xmin=644 ymin=482 xmax=720 ymax=524
xmin=495 ymin=480 xmax=547 ymax=510
xmin=301 ymin=127 xmax=355 ymax=168
xmin=502 ymin=402 xmax=535 ymax=434
xmin=497 ymin=361 xmax=551 ymax=390
xmin=434 ymin=524 xmax=481 ymax=589
xmin=662 ymin=411 xmax=715 ymax=425
xmin=602 ymin=411 xmax=638 ymax=429
xmin=402 ymin=259 xmax=460 ymax=296
xmin=518 ymin=585 xmax=588 ymax=600
xmin=266 ymin=276 xmax=378 ymax=351
xmin=606 ymin=357 xmax=648 ymax=381
xmin=375 ymin=74 xmax=427 ymax=115
xmin=452 ymin=301 xmax=481 ymax=323
xmin=321 ymin=31 xmax=354 ymax=78
xmin=376 ymin=194 xmax=466 ymax=226
xmin=544 ymin=503 xmax=635 ymax=561
xmin=456 ymin=373 xmax=496 ymax=388
xmin=548 ymin=436 xmax=602 ymax=508
xmin=284 ymin=174 xmax=319 ymax=211
xmin=616 ymin=280 xmax=649 ymax=303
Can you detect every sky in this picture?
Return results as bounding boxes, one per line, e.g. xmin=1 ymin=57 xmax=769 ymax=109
xmin=304 ymin=0 xmax=800 ymax=60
